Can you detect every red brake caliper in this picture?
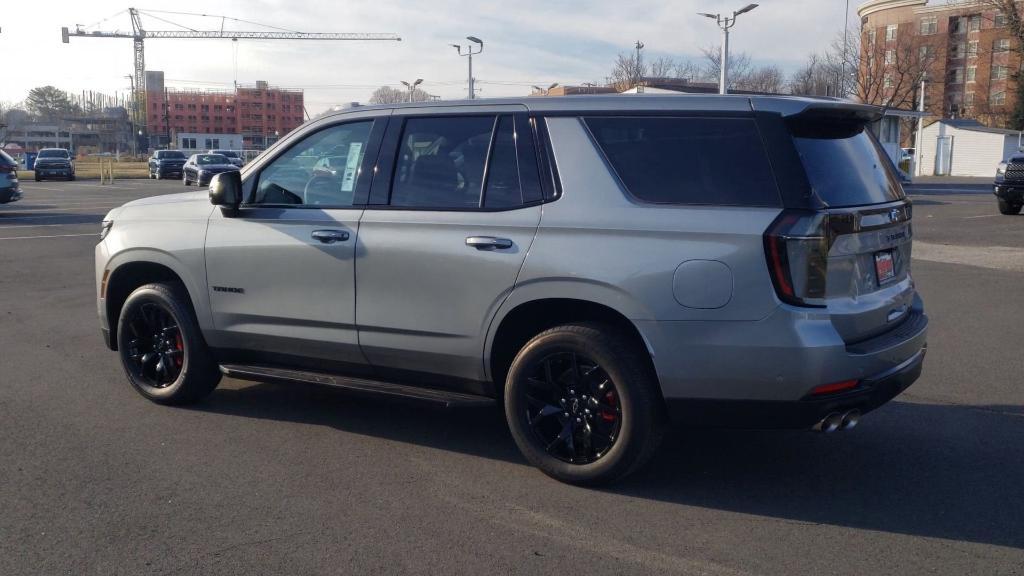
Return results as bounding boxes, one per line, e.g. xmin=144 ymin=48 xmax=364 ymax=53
xmin=175 ymin=332 xmax=184 ymax=367
xmin=601 ymin=390 xmax=617 ymax=422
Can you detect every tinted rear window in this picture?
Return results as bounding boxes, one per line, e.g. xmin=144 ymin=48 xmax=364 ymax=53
xmin=585 ymin=117 xmax=780 ymax=206
xmin=791 ymin=124 xmax=904 ymax=208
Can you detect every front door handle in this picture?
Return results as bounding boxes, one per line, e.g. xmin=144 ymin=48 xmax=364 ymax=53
xmin=466 ymin=236 xmax=513 ymax=250
xmin=311 ymin=229 xmax=350 ymax=244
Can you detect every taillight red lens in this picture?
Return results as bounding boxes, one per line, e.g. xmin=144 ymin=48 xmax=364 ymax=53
xmin=763 ymin=210 xmax=830 ymax=308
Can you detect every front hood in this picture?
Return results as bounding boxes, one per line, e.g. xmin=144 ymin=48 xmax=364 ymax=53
xmin=122 ymin=190 xmax=209 ymax=208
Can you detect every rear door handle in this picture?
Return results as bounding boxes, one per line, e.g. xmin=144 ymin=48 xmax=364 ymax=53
xmin=465 ymin=236 xmax=513 ymax=250
xmin=311 ymin=229 xmax=350 ymax=244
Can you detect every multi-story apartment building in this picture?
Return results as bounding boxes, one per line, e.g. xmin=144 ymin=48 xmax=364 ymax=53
xmin=144 ymin=72 xmax=305 ymax=150
xmin=858 ymin=0 xmax=1020 ymax=127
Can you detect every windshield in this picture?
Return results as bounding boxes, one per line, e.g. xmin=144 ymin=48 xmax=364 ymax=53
xmin=158 ymin=151 xmax=185 ymax=159
xmin=791 ymin=123 xmax=904 ymax=208
xmin=196 ymin=154 xmax=229 ymax=166
xmin=38 ymin=149 xmax=69 ymax=159
xmin=212 ymin=150 xmax=239 ymax=158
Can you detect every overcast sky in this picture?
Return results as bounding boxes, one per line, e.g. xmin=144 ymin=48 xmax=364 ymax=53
xmin=2 ymin=0 xmax=856 ymax=114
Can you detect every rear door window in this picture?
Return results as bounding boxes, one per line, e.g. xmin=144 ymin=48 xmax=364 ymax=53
xmin=585 ymin=117 xmax=781 ymax=206
xmin=790 ymin=123 xmax=904 ymax=208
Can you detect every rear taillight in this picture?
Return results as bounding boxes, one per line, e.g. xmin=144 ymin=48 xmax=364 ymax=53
xmin=764 ymin=210 xmax=831 ymax=308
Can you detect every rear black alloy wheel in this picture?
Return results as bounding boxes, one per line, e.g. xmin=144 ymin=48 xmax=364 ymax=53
xmin=523 ymin=351 xmax=622 ymax=465
xmin=124 ymin=302 xmax=185 ymax=388
xmin=117 ymin=283 xmax=221 ymax=405
xmin=505 ymin=323 xmax=665 ymax=485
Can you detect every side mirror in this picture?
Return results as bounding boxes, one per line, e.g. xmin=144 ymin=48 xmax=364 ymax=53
xmin=209 ymin=171 xmax=243 ymax=210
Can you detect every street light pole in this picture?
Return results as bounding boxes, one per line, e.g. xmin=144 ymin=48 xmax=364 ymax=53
xmin=451 ymin=36 xmax=484 ymax=99
xmin=699 ymin=4 xmax=759 ymax=95
xmin=400 ymin=79 xmax=423 ymax=103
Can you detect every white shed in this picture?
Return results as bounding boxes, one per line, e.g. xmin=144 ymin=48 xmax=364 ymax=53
xmin=917 ymin=119 xmax=1023 ymax=177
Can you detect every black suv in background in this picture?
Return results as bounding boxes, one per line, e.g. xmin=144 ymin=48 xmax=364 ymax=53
xmin=994 ymin=156 xmax=1024 ymax=215
xmin=33 ymin=148 xmax=74 ymax=181
xmin=148 ymin=150 xmax=187 ymax=180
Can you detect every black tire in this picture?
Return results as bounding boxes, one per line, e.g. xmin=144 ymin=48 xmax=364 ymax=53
xmin=116 ymin=282 xmax=221 ymax=405
xmin=34 ymin=176 xmax=41 ymax=182
xmin=68 ymin=174 xmax=75 ymax=181
xmin=504 ymin=323 xmax=666 ymax=485
xmin=998 ymin=198 xmax=1022 ymax=215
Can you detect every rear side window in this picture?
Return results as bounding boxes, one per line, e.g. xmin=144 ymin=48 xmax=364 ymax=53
xmin=790 ymin=123 xmax=904 ymax=208
xmin=585 ymin=117 xmax=780 ymax=206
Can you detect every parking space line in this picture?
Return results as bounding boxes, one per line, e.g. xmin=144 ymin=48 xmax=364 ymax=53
xmin=0 ymin=233 xmax=98 ymax=241
xmin=0 ymin=223 xmax=97 ymax=230
xmin=963 ymin=214 xmax=999 ymax=219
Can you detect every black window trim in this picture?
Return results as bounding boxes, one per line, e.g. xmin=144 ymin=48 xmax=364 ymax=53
xmin=580 ymin=114 xmax=784 ymax=209
xmin=366 ymin=113 xmax=550 ymax=213
xmin=242 ymin=116 xmax=386 ymax=210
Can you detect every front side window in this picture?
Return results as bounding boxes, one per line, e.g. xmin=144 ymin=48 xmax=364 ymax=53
xmin=253 ymin=120 xmax=373 ymax=206
xmin=390 ymin=116 xmax=495 ymax=209
xmin=585 ymin=117 xmax=780 ymax=207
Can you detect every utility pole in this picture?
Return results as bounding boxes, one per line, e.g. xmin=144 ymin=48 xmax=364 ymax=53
xmin=401 ymin=79 xmax=423 ymax=103
xmin=635 ymin=40 xmax=645 ymax=86
xmin=699 ymin=4 xmax=759 ymax=94
xmin=163 ymin=87 xmax=171 ymax=149
xmin=914 ymin=76 xmax=926 ymax=178
xmin=841 ymin=0 xmax=850 ymax=98
xmin=451 ymin=36 xmax=484 ymax=99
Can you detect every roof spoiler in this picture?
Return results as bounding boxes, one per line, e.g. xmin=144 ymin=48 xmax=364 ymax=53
xmin=751 ymin=97 xmax=883 ymax=125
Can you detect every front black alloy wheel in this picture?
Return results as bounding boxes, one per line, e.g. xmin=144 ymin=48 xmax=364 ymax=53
xmin=124 ymin=302 xmax=185 ymax=388
xmin=117 ymin=282 xmax=220 ymax=405
xmin=505 ymin=323 xmax=666 ymax=485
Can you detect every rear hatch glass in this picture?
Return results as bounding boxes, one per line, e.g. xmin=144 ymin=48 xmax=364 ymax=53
xmin=789 ymin=118 xmax=915 ymax=344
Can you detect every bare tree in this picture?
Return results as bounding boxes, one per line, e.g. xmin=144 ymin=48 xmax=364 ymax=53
xmin=698 ymin=45 xmax=753 ymax=88
xmin=369 ymin=86 xmax=409 ymax=105
xmin=609 ymin=52 xmax=648 ymax=91
xmin=743 ymin=65 xmax=785 ymax=94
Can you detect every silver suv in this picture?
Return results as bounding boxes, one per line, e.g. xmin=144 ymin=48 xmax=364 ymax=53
xmin=96 ymin=96 xmax=928 ymax=485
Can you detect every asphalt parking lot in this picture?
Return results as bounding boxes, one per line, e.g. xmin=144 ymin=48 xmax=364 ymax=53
xmin=1 ymin=179 xmax=1021 ymax=575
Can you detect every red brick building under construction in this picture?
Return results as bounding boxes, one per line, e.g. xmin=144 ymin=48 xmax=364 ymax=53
xmin=144 ymin=71 xmax=305 ymax=150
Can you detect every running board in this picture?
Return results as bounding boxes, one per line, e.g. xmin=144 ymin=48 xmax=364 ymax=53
xmin=219 ymin=364 xmax=495 ymax=408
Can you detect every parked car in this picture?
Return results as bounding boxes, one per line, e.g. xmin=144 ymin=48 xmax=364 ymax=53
xmin=994 ymin=157 xmax=1024 ymax=215
xmin=33 ymin=148 xmax=74 ymax=181
xmin=148 ymin=150 xmax=187 ymax=180
xmin=0 ymin=150 xmax=22 ymax=204
xmin=95 ymin=96 xmax=928 ymax=485
xmin=182 ymin=153 xmax=239 ymax=187
xmin=207 ymin=149 xmax=244 ymax=168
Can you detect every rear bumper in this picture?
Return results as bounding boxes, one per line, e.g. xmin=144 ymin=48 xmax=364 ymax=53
xmin=994 ymin=183 xmax=1024 ymax=203
xmin=665 ymin=346 xmax=925 ymax=428
xmin=639 ymin=293 xmax=928 ymax=426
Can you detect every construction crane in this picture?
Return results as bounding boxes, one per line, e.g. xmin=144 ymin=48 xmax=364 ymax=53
xmin=62 ymin=8 xmax=400 ymax=135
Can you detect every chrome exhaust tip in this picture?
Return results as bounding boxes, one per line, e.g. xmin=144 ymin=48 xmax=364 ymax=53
xmin=841 ymin=410 xmax=861 ymax=431
xmin=813 ymin=412 xmax=843 ymax=433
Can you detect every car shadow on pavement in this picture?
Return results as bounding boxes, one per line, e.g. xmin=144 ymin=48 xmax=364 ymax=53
xmin=196 ymin=383 xmax=1024 ymax=550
